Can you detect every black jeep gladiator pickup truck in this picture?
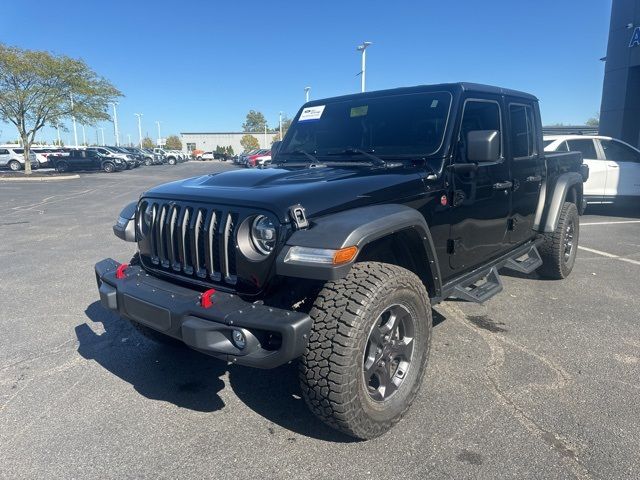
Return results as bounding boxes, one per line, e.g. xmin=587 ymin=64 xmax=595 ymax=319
xmin=95 ymin=83 xmax=587 ymax=439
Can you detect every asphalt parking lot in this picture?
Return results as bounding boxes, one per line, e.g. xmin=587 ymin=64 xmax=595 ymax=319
xmin=1 ymin=162 xmax=639 ymax=479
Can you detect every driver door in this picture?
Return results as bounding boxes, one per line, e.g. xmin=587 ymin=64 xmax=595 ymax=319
xmin=448 ymin=97 xmax=512 ymax=271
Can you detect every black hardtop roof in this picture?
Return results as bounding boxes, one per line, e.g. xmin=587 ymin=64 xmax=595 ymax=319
xmin=303 ymin=82 xmax=538 ymax=107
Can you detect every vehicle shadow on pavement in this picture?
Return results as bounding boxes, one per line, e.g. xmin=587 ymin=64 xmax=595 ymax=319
xmin=77 ymin=301 xmax=227 ymax=412
xmin=78 ymin=301 xmax=357 ymax=442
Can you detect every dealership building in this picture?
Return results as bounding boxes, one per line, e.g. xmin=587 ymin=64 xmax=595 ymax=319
xmin=600 ymin=0 xmax=640 ymax=147
xmin=180 ymin=132 xmax=274 ymax=153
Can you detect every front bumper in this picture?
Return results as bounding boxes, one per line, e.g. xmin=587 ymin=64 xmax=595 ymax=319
xmin=94 ymin=258 xmax=312 ymax=369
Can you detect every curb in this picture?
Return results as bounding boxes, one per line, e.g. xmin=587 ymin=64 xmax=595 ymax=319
xmin=0 ymin=174 xmax=80 ymax=182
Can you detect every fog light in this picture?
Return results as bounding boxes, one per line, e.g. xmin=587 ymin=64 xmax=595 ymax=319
xmin=232 ymin=329 xmax=246 ymax=349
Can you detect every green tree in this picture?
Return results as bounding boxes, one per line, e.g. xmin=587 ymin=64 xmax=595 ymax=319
xmin=242 ymin=110 xmax=268 ymax=132
xmin=225 ymin=145 xmax=234 ymax=155
xmin=240 ymin=134 xmax=259 ymax=151
xmin=141 ymin=137 xmax=155 ymax=149
xmin=585 ymin=114 xmax=599 ymax=127
xmin=0 ymin=44 xmax=122 ymax=174
xmin=215 ymin=145 xmax=224 ymax=154
xmin=165 ymin=135 xmax=182 ymax=149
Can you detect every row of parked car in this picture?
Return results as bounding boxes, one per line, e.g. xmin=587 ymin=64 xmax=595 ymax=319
xmin=0 ymin=145 xmax=190 ymax=172
xmin=234 ymin=148 xmax=272 ymax=168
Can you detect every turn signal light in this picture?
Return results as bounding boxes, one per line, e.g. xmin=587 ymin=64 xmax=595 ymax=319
xmin=333 ymin=246 xmax=358 ymax=265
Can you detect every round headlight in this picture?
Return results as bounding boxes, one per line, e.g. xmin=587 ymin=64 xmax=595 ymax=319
xmin=250 ymin=215 xmax=276 ymax=255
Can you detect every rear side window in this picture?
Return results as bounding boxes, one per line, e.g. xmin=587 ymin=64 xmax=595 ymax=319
xmin=566 ymin=139 xmax=598 ymax=159
xmin=0 ymin=149 xmax=8 ymax=154
xmin=600 ymin=140 xmax=640 ymax=163
xmin=509 ymin=104 xmax=536 ymax=158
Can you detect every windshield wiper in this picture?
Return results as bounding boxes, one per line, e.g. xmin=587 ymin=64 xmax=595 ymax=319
xmin=278 ymin=149 xmax=319 ymax=163
xmin=327 ymin=148 xmax=386 ymax=166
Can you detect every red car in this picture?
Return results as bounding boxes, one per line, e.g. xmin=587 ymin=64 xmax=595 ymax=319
xmin=246 ymin=149 xmax=271 ymax=168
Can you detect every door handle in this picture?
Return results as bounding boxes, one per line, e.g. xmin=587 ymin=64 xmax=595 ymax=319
xmin=493 ymin=181 xmax=513 ymax=190
xmin=526 ymin=175 xmax=542 ymax=182
xmin=607 ymin=164 xmax=619 ymax=168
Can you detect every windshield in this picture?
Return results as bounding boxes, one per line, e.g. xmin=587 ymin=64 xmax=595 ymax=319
xmin=280 ymin=91 xmax=452 ymax=158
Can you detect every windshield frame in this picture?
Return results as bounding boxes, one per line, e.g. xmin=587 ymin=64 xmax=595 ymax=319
xmin=281 ymin=90 xmax=454 ymax=160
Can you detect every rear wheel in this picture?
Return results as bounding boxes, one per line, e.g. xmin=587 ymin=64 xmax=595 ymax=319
xmin=8 ymin=160 xmax=21 ymax=171
xmin=538 ymin=201 xmax=579 ymax=279
xmin=168 ymin=157 xmax=176 ymax=165
xmin=144 ymin=158 xmax=152 ymax=166
xmin=300 ymin=262 xmax=432 ymax=439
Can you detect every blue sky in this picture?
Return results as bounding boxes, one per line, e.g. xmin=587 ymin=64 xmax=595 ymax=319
xmin=2 ymin=0 xmax=611 ymax=145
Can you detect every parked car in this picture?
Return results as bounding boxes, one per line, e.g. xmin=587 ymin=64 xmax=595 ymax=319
xmin=96 ymin=82 xmax=586 ymax=440
xmin=245 ymin=149 xmax=270 ymax=167
xmin=236 ymin=149 xmax=259 ymax=165
xmin=153 ymin=148 xmax=180 ymax=165
xmin=544 ymin=135 xmax=640 ymax=205
xmin=53 ymin=149 xmax=125 ymax=173
xmin=0 ymin=146 xmax=38 ymax=171
xmin=87 ymin=147 xmax=138 ymax=169
xmin=197 ymin=151 xmax=214 ymax=161
xmin=251 ymin=150 xmax=271 ymax=168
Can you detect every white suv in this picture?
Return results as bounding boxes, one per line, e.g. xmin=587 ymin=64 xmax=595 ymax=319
xmin=544 ymin=135 xmax=640 ymax=205
xmin=0 ymin=146 xmax=38 ymax=171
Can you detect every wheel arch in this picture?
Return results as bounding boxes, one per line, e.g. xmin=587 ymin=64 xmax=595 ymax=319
xmin=276 ymin=204 xmax=442 ymax=299
xmin=534 ymin=172 xmax=584 ymax=234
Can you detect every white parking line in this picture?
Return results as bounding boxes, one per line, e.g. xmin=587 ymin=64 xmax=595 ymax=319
xmin=578 ymin=246 xmax=640 ymax=266
xmin=581 ymin=220 xmax=640 ymax=226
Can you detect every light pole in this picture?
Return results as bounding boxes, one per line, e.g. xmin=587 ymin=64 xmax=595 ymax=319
xmin=127 ymin=134 xmax=132 ymax=146
xmin=264 ymin=124 xmax=267 ymax=147
xmin=81 ymin=125 xmax=86 ymax=146
xmin=304 ymin=86 xmax=311 ymax=103
xmin=134 ymin=113 xmax=143 ymax=148
xmin=356 ymin=41 xmax=372 ymax=93
xmin=155 ymin=121 xmax=162 ymax=146
xmin=56 ymin=125 xmax=61 ymax=146
xmin=279 ymin=111 xmax=283 ymax=140
xmin=99 ymin=127 xmax=105 ymax=146
xmin=109 ymin=102 xmax=120 ymax=146
xmin=70 ymin=94 xmax=78 ymax=147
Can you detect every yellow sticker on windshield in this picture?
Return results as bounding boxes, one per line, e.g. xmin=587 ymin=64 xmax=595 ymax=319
xmin=350 ymin=105 xmax=368 ymax=117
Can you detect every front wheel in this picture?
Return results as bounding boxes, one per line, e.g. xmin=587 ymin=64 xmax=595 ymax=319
xmin=538 ymin=201 xmax=579 ymax=279
xmin=168 ymin=157 xmax=176 ymax=165
xmin=103 ymin=162 xmax=115 ymax=173
xmin=300 ymin=262 xmax=432 ymax=439
xmin=55 ymin=161 xmax=69 ymax=173
xmin=8 ymin=160 xmax=22 ymax=171
xmin=144 ymin=158 xmax=152 ymax=166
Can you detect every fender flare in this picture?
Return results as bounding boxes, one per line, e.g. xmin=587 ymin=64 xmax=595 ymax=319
xmin=275 ymin=204 xmax=442 ymax=298
xmin=534 ymin=172 xmax=583 ymax=233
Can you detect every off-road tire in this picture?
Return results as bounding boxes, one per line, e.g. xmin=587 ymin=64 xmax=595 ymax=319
xmin=538 ymin=201 xmax=579 ymax=279
xmin=300 ymin=262 xmax=432 ymax=439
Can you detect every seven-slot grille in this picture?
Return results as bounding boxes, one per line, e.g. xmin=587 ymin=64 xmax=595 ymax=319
xmin=139 ymin=200 xmax=238 ymax=285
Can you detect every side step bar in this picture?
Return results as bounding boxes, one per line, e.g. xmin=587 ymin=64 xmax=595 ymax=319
xmin=452 ymin=266 xmax=503 ymax=303
xmin=441 ymin=244 xmax=542 ymax=304
xmin=502 ymin=245 xmax=542 ymax=274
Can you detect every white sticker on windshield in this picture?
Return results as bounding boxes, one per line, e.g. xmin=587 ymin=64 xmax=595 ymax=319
xmin=430 ymin=99 xmax=439 ymax=108
xmin=298 ymin=105 xmax=325 ymax=122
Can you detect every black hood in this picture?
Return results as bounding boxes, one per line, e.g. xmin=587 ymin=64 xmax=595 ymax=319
xmin=143 ymin=165 xmax=427 ymax=222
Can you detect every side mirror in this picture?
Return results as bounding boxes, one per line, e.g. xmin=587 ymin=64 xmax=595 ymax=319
xmin=113 ymin=202 xmax=137 ymax=242
xmin=271 ymin=140 xmax=282 ymax=160
xmin=467 ymin=130 xmax=500 ymax=163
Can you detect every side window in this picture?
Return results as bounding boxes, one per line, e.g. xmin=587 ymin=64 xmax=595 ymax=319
xmin=0 ymin=149 xmax=9 ymax=154
xmin=509 ymin=104 xmax=536 ymax=158
xmin=566 ymin=139 xmax=598 ymax=159
xmin=557 ymin=141 xmax=570 ymax=152
xmin=459 ymin=100 xmax=501 ymax=162
xmin=600 ymin=140 xmax=640 ymax=163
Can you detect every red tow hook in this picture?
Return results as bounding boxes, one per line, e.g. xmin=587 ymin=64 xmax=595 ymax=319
xmin=200 ymin=288 xmax=216 ymax=308
xmin=115 ymin=263 xmax=129 ymax=279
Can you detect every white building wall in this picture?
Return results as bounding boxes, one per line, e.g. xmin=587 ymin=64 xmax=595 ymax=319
xmin=180 ymin=132 xmax=274 ymax=154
